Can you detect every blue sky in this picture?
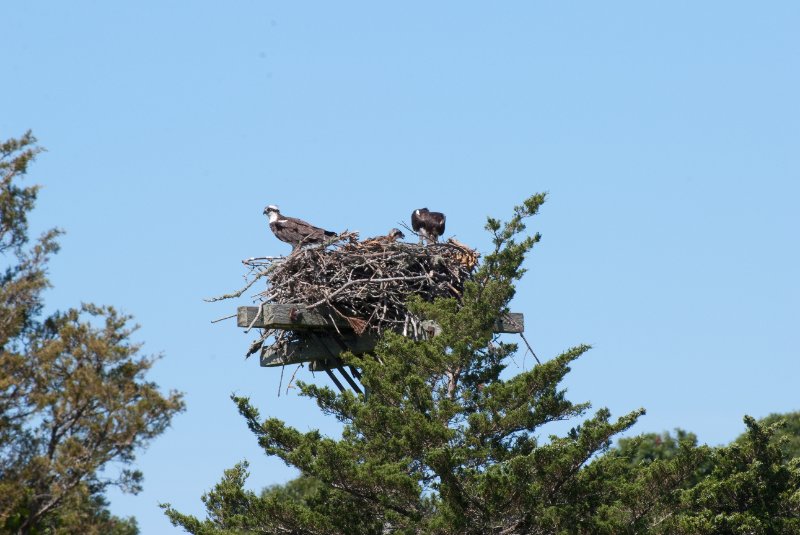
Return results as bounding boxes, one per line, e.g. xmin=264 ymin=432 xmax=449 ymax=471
xmin=4 ymin=2 xmax=799 ymax=533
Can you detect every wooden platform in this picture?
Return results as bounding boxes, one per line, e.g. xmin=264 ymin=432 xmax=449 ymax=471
xmin=238 ymin=305 xmax=523 ymax=334
xmin=237 ymin=304 xmax=526 ymax=392
xmin=237 ymin=305 xmax=524 ymax=370
xmin=238 ymin=304 xmax=351 ymax=331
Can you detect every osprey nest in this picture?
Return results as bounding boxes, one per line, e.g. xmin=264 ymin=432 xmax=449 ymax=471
xmin=221 ymin=231 xmax=480 ymax=354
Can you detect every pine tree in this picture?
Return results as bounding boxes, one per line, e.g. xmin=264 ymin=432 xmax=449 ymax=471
xmin=667 ymin=416 xmax=800 ymax=534
xmin=737 ymin=411 xmax=800 ymax=462
xmin=165 ymin=194 xmax=718 ymax=534
xmin=0 ymin=133 xmax=185 ymax=534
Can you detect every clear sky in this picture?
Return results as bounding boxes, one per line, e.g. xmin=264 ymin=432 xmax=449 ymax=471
xmin=3 ymin=2 xmax=799 ymax=533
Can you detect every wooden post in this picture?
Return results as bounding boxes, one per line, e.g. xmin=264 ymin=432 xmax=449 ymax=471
xmin=323 ymin=368 xmax=346 ymax=392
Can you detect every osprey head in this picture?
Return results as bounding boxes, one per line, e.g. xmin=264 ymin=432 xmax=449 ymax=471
xmin=388 ymin=228 xmax=405 ymax=241
xmin=264 ymin=205 xmax=281 ymax=223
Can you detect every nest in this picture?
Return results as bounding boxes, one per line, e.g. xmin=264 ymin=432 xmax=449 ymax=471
xmin=248 ymin=232 xmax=478 ymax=330
xmin=226 ymin=232 xmax=480 ymax=356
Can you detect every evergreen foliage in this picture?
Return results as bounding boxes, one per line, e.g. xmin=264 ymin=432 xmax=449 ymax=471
xmin=668 ymin=416 xmax=800 ymax=534
xmin=164 ymin=195 xmax=659 ymax=533
xmin=737 ymin=411 xmax=800 ymax=462
xmin=164 ymin=194 xmax=800 ymax=534
xmin=613 ymin=429 xmax=699 ymax=465
xmin=0 ymin=133 xmax=185 ymax=534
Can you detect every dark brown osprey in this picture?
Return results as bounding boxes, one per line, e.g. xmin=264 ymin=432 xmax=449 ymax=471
xmin=264 ymin=205 xmax=336 ymax=249
xmin=411 ymin=208 xmax=446 ymax=244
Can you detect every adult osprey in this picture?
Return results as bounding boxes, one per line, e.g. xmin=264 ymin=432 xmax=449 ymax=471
xmin=263 ymin=205 xmax=336 ymax=250
xmin=411 ymin=208 xmax=446 ymax=244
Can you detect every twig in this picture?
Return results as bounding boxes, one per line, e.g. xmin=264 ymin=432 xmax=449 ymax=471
xmin=245 ymin=301 xmax=265 ymax=333
xmin=242 ymin=255 xmax=285 ymax=264
xmin=286 ymin=364 xmax=303 ymax=394
xmin=205 ymin=270 xmax=268 ymax=302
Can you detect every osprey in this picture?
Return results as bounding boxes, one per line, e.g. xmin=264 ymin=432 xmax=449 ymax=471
xmin=263 ymin=205 xmax=336 ymax=249
xmin=363 ymin=228 xmax=405 ymax=246
xmin=386 ymin=228 xmax=405 ymax=242
xmin=411 ymin=208 xmax=446 ymax=244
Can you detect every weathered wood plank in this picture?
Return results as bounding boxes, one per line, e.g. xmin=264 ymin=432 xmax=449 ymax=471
xmin=239 ymin=305 xmax=524 ymax=333
xmin=309 ymin=360 xmax=337 ymax=372
xmin=260 ymin=332 xmax=378 ymax=367
xmin=238 ymin=305 xmax=350 ymax=330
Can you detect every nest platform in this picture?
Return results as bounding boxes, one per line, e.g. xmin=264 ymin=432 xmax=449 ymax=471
xmin=222 ymin=233 xmax=524 ymax=391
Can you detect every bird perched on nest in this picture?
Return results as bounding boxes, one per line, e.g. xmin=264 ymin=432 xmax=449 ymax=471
xmin=263 ymin=205 xmax=337 ymax=250
xmin=362 ymin=228 xmax=405 ymax=246
xmin=411 ymin=208 xmax=446 ymax=244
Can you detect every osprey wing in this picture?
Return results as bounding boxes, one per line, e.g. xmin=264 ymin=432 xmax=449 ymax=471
xmin=432 ymin=212 xmax=446 ymax=236
xmin=284 ymin=216 xmax=335 ymax=244
xmin=411 ymin=209 xmax=425 ymax=232
xmin=270 ymin=219 xmax=303 ymax=246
